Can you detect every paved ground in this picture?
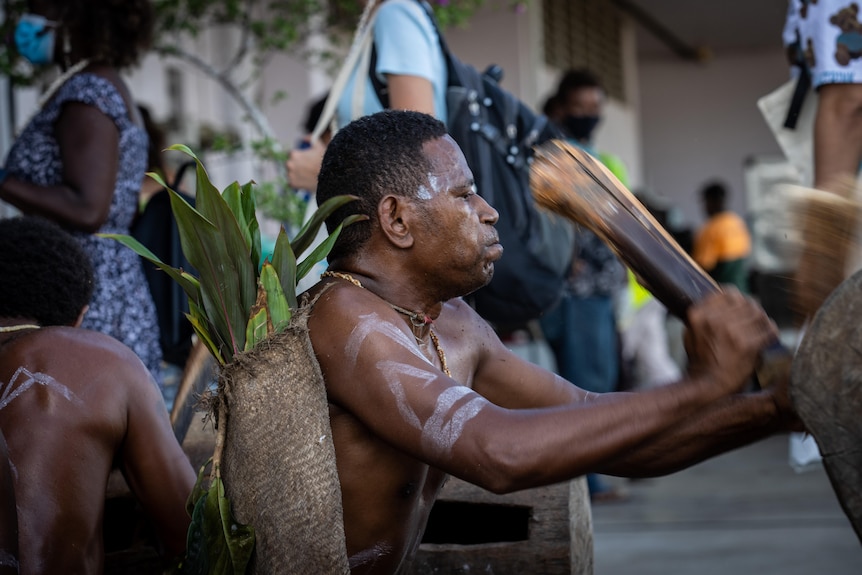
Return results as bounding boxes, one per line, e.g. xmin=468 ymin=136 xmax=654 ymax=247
xmin=590 ymin=434 xmax=861 ymax=575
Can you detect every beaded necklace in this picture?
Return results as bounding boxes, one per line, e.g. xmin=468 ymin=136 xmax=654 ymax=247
xmin=321 ymin=271 xmax=451 ymax=378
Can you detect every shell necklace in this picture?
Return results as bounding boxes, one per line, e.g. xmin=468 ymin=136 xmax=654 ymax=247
xmin=0 ymin=324 xmax=41 ymax=333
xmin=321 ymin=271 xmax=451 ymax=378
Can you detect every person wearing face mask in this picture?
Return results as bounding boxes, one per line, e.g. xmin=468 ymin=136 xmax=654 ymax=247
xmin=538 ymin=69 xmax=629 ymax=503
xmin=0 ymin=0 xmax=165 ymax=387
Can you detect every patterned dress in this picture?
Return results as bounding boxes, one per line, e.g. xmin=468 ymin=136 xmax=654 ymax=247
xmin=4 ymin=73 xmax=163 ymax=385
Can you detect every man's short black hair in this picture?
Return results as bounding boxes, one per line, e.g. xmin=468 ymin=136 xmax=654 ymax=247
xmin=0 ymin=217 xmax=94 ymax=326
xmin=316 ymin=110 xmax=448 ymax=261
xmin=555 ymin=68 xmax=603 ymax=100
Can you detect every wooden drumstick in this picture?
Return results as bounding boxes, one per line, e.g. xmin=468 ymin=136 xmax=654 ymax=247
xmin=530 ymin=139 xmax=720 ymax=320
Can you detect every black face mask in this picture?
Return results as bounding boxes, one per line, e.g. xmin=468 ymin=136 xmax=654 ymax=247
xmin=562 ymin=115 xmax=601 ymax=142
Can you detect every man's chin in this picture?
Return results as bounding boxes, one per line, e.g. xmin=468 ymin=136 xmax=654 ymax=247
xmin=462 ymin=264 xmax=494 ymax=297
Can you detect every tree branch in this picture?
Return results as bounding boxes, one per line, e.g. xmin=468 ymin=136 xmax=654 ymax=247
xmin=221 ymin=0 xmax=256 ymax=76
xmin=155 ymin=44 xmax=289 ymax=186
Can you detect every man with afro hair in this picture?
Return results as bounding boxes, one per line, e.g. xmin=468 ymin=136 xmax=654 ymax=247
xmin=0 ymin=216 xmax=195 ymax=572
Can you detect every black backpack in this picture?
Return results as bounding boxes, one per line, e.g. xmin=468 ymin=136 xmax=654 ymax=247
xmin=371 ymin=2 xmax=575 ymax=327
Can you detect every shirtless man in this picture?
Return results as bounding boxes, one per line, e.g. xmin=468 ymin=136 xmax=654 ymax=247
xmin=0 ymin=216 xmax=196 ymax=574
xmin=307 ymin=110 xmax=798 ymax=574
xmin=0 ymin=431 xmax=17 ymax=574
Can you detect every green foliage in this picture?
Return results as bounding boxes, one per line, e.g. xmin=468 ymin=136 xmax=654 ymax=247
xmin=176 ymin=460 xmax=255 ymax=575
xmin=102 ymin=144 xmax=360 ymax=365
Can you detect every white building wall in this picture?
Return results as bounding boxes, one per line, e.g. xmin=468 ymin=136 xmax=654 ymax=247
xmin=637 ymin=48 xmax=790 ymax=229
xmin=445 ymin=2 xmax=644 ymax=188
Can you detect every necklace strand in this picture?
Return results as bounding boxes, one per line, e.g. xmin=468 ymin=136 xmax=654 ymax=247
xmin=321 ymin=271 xmax=451 ymax=377
xmin=0 ymin=324 xmax=41 ymax=333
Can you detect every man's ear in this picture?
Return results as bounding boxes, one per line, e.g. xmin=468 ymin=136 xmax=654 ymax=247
xmin=72 ymin=305 xmax=89 ymax=328
xmin=378 ymin=195 xmax=415 ymax=249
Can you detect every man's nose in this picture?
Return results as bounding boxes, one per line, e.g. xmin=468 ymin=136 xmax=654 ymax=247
xmin=478 ymin=195 xmax=499 ymax=225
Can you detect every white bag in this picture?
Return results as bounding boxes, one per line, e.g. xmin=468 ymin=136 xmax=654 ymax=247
xmin=757 ymin=78 xmax=817 ymax=187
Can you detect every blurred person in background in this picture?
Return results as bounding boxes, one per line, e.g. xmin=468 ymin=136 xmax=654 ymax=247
xmin=539 ymin=69 xmax=628 ymax=502
xmin=692 ymin=181 xmax=752 ymax=292
xmin=286 ymin=0 xmax=447 ymax=192
xmin=0 ymin=0 xmax=164 ymax=385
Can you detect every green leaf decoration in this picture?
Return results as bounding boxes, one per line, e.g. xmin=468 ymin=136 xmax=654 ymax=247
xmin=290 ymin=194 xmax=359 ymax=258
xmin=99 ymin=233 xmax=201 ymax=304
xmin=187 ymin=299 xmax=225 ymax=365
xmin=181 ymin=465 xmax=255 ymax=575
xmin=270 ymin=227 xmax=298 ymax=308
xmin=244 ymin=307 xmax=269 ymax=352
xmin=241 ymin=182 xmax=262 ymax=269
xmin=260 ymin=263 xmax=291 ymax=332
xmin=106 ymin=148 xmax=364 ymax=572
xmin=170 ymin=154 xmax=258 ymax=356
xmin=296 ymin=214 xmax=366 ymax=281
xmin=167 ymin=189 xmax=247 ymax=358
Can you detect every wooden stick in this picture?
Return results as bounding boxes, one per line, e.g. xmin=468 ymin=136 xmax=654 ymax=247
xmin=530 ymin=139 xmax=719 ymax=320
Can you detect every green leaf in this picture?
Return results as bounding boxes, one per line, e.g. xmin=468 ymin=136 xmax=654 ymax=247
xmin=290 ymin=194 xmax=358 ymax=258
xmin=168 ymin=174 xmax=256 ymax=361
xmin=270 ymin=227 xmax=297 ymax=308
xmin=187 ymin=300 xmax=225 ymax=365
xmin=294 ymin=213 xmax=366 ymax=282
xmin=296 ymin=220 xmax=346 ymax=282
xmin=241 ymin=181 xmax=262 ymax=270
xmin=147 ymin=170 xmax=170 ymax=190
xmin=260 ymin=263 xmax=291 ymax=331
xmin=222 ymin=182 xmax=253 ymax=252
xmin=187 ymin=458 xmax=214 ymax=518
xmin=98 ymin=233 xmax=201 ymax=306
xmin=182 ymin=473 xmax=254 ymax=575
xmin=213 ymin=473 xmax=255 ymax=573
xmin=244 ymin=307 xmax=269 ymax=352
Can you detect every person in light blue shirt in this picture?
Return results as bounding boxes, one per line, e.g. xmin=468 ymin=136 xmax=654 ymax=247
xmin=288 ymin=0 xmax=448 ymax=191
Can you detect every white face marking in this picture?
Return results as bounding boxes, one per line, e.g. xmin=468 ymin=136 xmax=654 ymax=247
xmin=416 ymin=184 xmax=433 ymax=201
xmin=427 ymin=174 xmax=444 ymax=195
xmin=0 ymin=367 xmax=82 ymax=411
xmin=421 ymin=386 xmax=487 ymax=458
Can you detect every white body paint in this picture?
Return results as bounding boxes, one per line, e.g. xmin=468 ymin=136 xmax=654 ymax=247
xmin=346 ymin=312 xmax=488 ymax=458
xmin=0 ymin=367 xmax=82 ymax=411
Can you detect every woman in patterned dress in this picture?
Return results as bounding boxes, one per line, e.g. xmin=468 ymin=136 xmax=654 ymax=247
xmin=0 ymin=0 xmax=164 ymax=385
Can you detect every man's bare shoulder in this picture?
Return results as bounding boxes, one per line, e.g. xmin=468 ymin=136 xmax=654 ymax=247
xmin=307 ymin=281 xmax=399 ymax=332
xmin=438 ymin=298 xmax=506 ymax=350
xmin=0 ymin=326 xmax=156 ymax=390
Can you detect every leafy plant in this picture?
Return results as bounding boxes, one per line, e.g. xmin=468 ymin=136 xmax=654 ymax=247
xmin=104 ymin=144 xmax=361 ymax=364
xmin=102 ymin=144 xmax=363 ymax=573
